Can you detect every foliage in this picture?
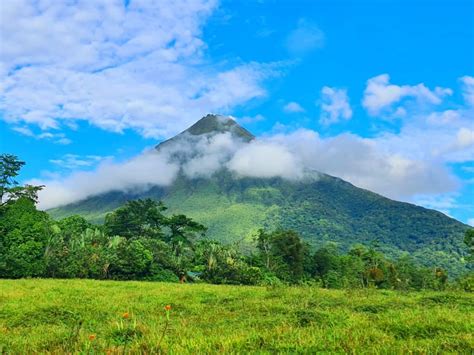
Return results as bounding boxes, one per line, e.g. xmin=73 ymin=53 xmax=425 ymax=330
xmin=104 ymin=199 xmax=167 ymax=239
xmin=255 ymin=229 xmax=308 ymax=281
xmin=465 ymin=228 xmax=474 ymax=262
xmin=0 ymin=154 xmax=43 ymax=206
xmin=0 ymin=198 xmax=51 ymax=278
xmin=193 ymin=240 xmax=262 ymax=285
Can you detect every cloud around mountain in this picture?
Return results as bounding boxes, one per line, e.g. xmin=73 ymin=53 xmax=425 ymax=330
xmin=32 ymin=116 xmax=458 ymax=210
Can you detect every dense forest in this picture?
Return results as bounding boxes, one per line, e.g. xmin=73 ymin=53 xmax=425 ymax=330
xmin=1 ymin=154 xmax=473 ymax=291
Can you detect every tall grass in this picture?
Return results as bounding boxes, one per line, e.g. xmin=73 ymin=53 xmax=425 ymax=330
xmin=0 ymin=279 xmax=472 ymax=353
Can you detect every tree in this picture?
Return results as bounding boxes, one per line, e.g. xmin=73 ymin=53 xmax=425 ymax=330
xmin=194 ymin=240 xmax=262 ymax=285
xmin=165 ymin=214 xmax=206 ymax=254
xmin=56 ymin=215 xmax=93 ymax=242
xmin=0 ymin=198 xmax=51 ymax=278
xmin=107 ymin=238 xmax=153 ymax=279
xmin=104 ymin=199 xmax=167 ymax=239
xmin=255 ymin=229 xmax=272 ymax=269
xmin=0 ymin=155 xmax=49 ymax=278
xmin=310 ymin=244 xmax=341 ymax=287
xmin=0 ymin=154 xmax=43 ymax=206
xmin=44 ymin=217 xmax=108 ymax=279
xmin=255 ymin=229 xmax=307 ymax=282
xmin=464 ymin=229 xmax=474 ymax=262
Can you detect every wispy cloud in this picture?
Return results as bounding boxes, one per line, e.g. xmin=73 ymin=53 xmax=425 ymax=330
xmin=238 ymin=114 xmax=265 ymax=124
xmin=460 ymin=76 xmax=474 ymax=106
xmin=49 ymin=154 xmax=110 ymax=170
xmin=319 ymin=87 xmax=352 ymax=125
xmin=284 ymin=19 xmax=325 ymax=56
xmin=362 ymin=74 xmax=452 ymax=117
xmin=283 ymin=101 xmax=305 ymax=113
xmin=12 ymin=125 xmax=72 ymax=145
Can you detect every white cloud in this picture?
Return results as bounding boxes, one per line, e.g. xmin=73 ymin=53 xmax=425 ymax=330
xmin=33 ymin=151 xmax=180 ymax=210
xmin=269 ymin=129 xmax=458 ymax=200
xmin=460 ymin=76 xmax=474 ymax=106
xmin=362 ymin=74 xmax=452 ymax=117
xmin=49 ymin=154 xmax=110 ymax=170
xmin=374 ymin=109 xmax=474 ymax=164
xmin=426 ymin=110 xmax=461 ymax=125
xmin=319 ymin=86 xmax=352 ymax=125
xmin=0 ymin=0 xmax=275 ymax=138
xmin=455 ymin=128 xmax=474 ymax=149
xmin=285 ymin=19 xmax=325 ymax=56
xmin=238 ymin=114 xmax=265 ymax=124
xmin=56 ymin=138 xmax=73 ymax=145
xmin=283 ymin=101 xmax=305 ymax=113
xmin=411 ymin=194 xmax=459 ymax=216
xmin=11 ymin=125 xmax=72 ymax=144
xmin=468 ymin=218 xmax=474 ymax=227
xmin=12 ymin=126 xmax=34 ymax=137
xmin=227 ymin=141 xmax=303 ymax=180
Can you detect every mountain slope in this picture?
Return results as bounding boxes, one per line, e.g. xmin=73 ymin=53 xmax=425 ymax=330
xmin=48 ymin=115 xmax=470 ymax=275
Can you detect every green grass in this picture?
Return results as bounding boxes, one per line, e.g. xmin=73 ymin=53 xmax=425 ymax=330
xmin=0 ymin=279 xmax=473 ymax=353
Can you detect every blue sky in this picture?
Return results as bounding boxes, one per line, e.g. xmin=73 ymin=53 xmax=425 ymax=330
xmin=0 ymin=0 xmax=473 ymax=224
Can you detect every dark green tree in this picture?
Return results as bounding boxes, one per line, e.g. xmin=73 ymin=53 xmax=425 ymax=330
xmin=310 ymin=244 xmax=341 ymax=287
xmin=0 ymin=154 xmax=43 ymax=206
xmin=165 ymin=214 xmax=206 ymax=254
xmin=107 ymin=238 xmax=153 ymax=279
xmin=0 ymin=198 xmax=51 ymax=277
xmin=44 ymin=217 xmax=108 ymax=279
xmin=255 ymin=228 xmax=272 ymax=269
xmin=464 ymin=229 xmax=474 ymax=261
xmin=256 ymin=229 xmax=307 ymax=282
xmin=104 ymin=199 xmax=167 ymax=239
xmin=194 ymin=240 xmax=262 ymax=285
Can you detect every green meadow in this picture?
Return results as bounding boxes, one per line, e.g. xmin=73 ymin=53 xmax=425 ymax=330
xmin=0 ymin=279 xmax=473 ymax=353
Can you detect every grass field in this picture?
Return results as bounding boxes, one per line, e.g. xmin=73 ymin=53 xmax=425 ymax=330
xmin=0 ymin=279 xmax=473 ymax=353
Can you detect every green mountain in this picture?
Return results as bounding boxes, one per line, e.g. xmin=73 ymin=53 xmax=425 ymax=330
xmin=49 ymin=115 xmax=470 ymax=275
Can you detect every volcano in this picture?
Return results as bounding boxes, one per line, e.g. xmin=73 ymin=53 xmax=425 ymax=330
xmin=49 ymin=114 xmax=470 ymax=275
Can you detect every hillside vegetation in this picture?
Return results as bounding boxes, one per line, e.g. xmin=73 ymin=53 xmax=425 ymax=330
xmin=50 ymin=170 xmax=470 ymax=276
xmin=1 ymin=279 xmax=473 ymax=353
xmin=6 ymin=154 xmax=472 ymax=288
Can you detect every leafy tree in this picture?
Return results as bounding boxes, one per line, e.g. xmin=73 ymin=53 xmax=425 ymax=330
xmin=107 ymin=238 xmax=153 ymax=279
xmin=56 ymin=215 xmax=93 ymax=242
xmin=256 ymin=229 xmax=307 ymax=282
xmin=0 ymin=154 xmax=43 ymax=206
xmin=464 ymin=229 xmax=474 ymax=261
xmin=0 ymin=198 xmax=51 ymax=277
xmin=165 ymin=214 xmax=206 ymax=256
xmin=162 ymin=214 xmax=206 ymax=277
xmin=194 ymin=240 xmax=262 ymax=285
xmin=104 ymin=199 xmax=167 ymax=239
xmin=310 ymin=244 xmax=341 ymax=287
xmin=255 ymin=229 xmax=272 ymax=269
xmin=44 ymin=220 xmax=108 ymax=279
xmin=0 ymin=155 xmax=49 ymax=278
